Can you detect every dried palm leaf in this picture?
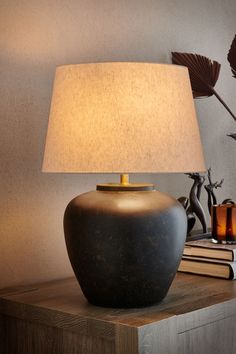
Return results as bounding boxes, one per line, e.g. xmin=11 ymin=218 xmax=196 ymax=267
xmin=228 ymin=35 xmax=236 ymax=78
xmin=172 ymin=52 xmax=220 ymax=98
xmin=172 ymin=52 xmax=236 ymax=121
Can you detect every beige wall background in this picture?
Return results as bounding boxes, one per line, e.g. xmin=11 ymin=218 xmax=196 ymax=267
xmin=1 ymin=0 xmax=236 ymax=288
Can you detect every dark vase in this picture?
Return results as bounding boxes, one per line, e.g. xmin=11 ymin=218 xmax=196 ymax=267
xmin=64 ymin=187 xmax=187 ymax=308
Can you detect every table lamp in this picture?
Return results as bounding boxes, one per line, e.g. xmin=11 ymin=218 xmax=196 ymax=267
xmin=43 ymin=62 xmax=205 ymax=308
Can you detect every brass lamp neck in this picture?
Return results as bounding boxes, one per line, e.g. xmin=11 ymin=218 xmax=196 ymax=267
xmin=120 ymin=174 xmax=129 ymax=185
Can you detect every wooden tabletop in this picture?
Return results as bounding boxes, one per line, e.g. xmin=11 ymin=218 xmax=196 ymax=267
xmin=1 ymin=272 xmax=236 ymax=330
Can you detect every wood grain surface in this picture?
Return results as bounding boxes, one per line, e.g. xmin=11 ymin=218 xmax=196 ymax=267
xmin=1 ymin=273 xmax=236 ymax=353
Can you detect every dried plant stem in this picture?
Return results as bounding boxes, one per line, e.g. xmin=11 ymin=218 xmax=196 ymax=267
xmin=212 ymin=88 xmax=236 ymax=121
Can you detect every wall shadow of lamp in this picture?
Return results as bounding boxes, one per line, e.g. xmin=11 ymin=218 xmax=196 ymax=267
xmin=42 ymin=62 xmax=205 ymax=308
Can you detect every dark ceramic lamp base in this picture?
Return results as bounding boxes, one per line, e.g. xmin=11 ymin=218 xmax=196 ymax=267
xmin=64 ymin=182 xmax=187 ymax=308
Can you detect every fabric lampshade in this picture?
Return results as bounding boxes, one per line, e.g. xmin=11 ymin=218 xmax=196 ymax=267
xmin=42 ymin=62 xmax=205 ymax=173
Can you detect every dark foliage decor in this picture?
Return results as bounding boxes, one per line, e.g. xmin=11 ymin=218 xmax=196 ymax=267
xmin=172 ymin=52 xmax=220 ymax=98
xmin=172 ymin=51 xmax=236 ymax=122
xmin=228 ymin=35 xmax=236 ymax=78
xmin=172 ymin=35 xmax=236 ymax=141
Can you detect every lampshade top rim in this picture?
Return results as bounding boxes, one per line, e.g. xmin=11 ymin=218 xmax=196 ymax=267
xmin=55 ymin=62 xmax=188 ymax=71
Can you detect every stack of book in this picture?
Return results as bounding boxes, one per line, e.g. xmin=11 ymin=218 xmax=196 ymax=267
xmin=178 ymin=239 xmax=236 ymax=279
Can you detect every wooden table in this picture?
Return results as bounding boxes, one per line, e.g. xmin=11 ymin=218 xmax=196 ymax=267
xmin=1 ymin=273 xmax=236 ymax=354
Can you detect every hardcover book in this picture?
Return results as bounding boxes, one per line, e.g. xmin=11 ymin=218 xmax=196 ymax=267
xmin=178 ymin=256 xmax=236 ymax=280
xmin=183 ymin=239 xmax=236 ymax=261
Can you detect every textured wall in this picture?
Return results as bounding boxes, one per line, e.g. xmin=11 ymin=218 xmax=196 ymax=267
xmin=1 ymin=0 xmax=236 ymax=288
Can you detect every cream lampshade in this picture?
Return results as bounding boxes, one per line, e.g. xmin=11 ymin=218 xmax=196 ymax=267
xmin=43 ymin=62 xmax=205 ymax=308
xmin=43 ymin=62 xmax=205 ymax=173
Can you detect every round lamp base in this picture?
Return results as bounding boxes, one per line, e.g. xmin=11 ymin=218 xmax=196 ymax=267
xmin=64 ymin=188 xmax=187 ymax=308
